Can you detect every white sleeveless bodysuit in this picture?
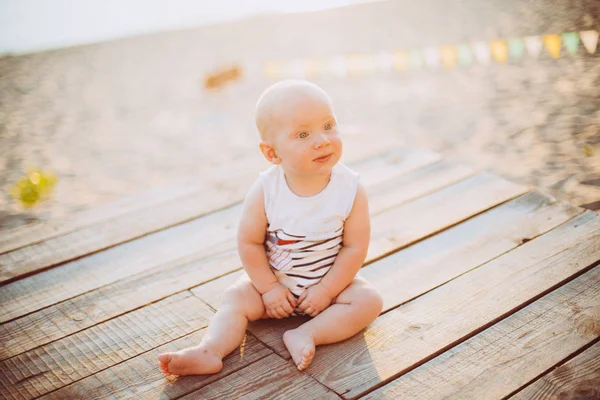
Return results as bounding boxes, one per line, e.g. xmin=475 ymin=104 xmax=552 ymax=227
xmin=259 ymin=163 xmax=360 ymax=301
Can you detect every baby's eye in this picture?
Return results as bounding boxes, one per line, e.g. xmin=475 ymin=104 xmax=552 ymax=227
xmin=324 ymin=123 xmax=332 ymax=130
xmin=298 ymin=132 xmax=309 ymax=139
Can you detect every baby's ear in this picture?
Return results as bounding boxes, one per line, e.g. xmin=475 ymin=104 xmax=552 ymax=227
xmin=259 ymin=141 xmax=281 ymax=165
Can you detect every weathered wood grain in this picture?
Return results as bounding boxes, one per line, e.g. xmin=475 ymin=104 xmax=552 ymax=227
xmin=364 ymin=266 xmax=600 ymax=399
xmin=366 ymin=171 xmax=527 ymax=262
xmin=0 ymin=143 xmax=431 ymax=284
xmin=179 ymin=354 xmax=339 ymax=400
xmin=0 ymin=134 xmax=399 ymax=255
xmin=0 ymin=150 xmax=449 ymax=353
xmin=0 ymin=292 xmax=213 ymax=399
xmin=194 ymin=192 xmax=583 ymax=357
xmin=0 ymin=153 xmax=262 ymax=255
xmin=40 ymin=331 xmax=272 ymax=400
xmin=361 ymin=192 xmax=583 ymax=311
xmin=367 ymin=160 xmax=473 ymax=216
xmin=509 ymin=341 xmax=600 ymax=400
xmin=304 ymin=211 xmax=600 ymax=399
xmin=0 ymin=204 xmax=241 ymax=324
xmin=0 ymin=147 xmax=439 ymax=323
xmin=346 ymin=147 xmax=441 ymax=190
xmin=0 ymin=167 xmax=258 ymax=284
xmin=0 ymin=134 xmax=403 ymax=258
xmin=194 ymin=191 xmax=580 ymax=311
xmin=0 ymin=250 xmax=240 ymax=361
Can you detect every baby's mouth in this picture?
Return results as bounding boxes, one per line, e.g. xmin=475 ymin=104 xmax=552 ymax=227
xmin=313 ymin=153 xmax=333 ymax=163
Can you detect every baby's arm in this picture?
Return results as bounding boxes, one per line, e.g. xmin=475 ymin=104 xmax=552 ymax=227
xmin=297 ymin=183 xmax=370 ymax=316
xmin=238 ymin=179 xmax=296 ymax=318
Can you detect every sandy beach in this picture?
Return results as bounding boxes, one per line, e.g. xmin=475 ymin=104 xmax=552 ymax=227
xmin=1 ymin=0 xmax=599 ymax=231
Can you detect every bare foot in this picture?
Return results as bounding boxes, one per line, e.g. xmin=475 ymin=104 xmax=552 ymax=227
xmin=283 ymin=329 xmax=316 ymax=371
xmin=157 ymin=346 xmax=223 ymax=376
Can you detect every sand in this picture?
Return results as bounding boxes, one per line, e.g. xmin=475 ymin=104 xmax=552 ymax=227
xmin=0 ymin=0 xmax=598 ymax=231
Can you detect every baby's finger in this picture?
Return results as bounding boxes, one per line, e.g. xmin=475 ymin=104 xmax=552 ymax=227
xmin=276 ymin=306 xmax=288 ymax=318
xmin=282 ymin=300 xmax=294 ymax=315
xmin=287 ymin=291 xmax=298 ymax=307
xmin=297 ymin=299 xmax=308 ymax=311
xmin=269 ymin=308 xmax=280 ymax=319
xmin=269 ymin=308 xmax=281 ymax=319
xmin=297 ymin=291 xmax=307 ymax=305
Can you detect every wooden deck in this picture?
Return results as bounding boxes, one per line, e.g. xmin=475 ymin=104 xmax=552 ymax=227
xmin=1 ymin=146 xmax=599 ymax=400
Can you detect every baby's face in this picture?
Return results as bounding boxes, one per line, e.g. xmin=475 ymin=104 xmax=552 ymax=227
xmin=265 ymin=90 xmax=342 ymax=177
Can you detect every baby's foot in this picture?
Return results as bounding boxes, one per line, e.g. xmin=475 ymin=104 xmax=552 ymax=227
xmin=157 ymin=346 xmax=223 ymax=376
xmin=283 ymin=329 xmax=316 ymax=371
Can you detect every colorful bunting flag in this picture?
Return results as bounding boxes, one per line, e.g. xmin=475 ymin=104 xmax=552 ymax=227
xmin=472 ymin=41 xmax=491 ymax=65
xmin=304 ymin=59 xmax=319 ymax=77
xmin=423 ymin=47 xmax=441 ymax=68
xmin=393 ymin=51 xmax=410 ymax=71
xmin=263 ymin=28 xmax=595 ymax=79
xmin=347 ymin=54 xmax=365 ymax=75
xmin=363 ymin=54 xmax=378 ymax=73
xmin=377 ymin=52 xmax=394 ymax=71
xmin=329 ymin=55 xmax=348 ymax=77
xmin=491 ymin=40 xmax=508 ymax=63
xmin=288 ymin=58 xmax=308 ymax=77
xmin=543 ymin=34 xmax=562 ymax=58
xmin=525 ymin=35 xmax=543 ymax=58
xmin=264 ymin=61 xmax=282 ymax=79
xmin=409 ymin=50 xmax=424 ymax=69
xmin=508 ymin=38 xmax=525 ymax=60
xmin=457 ymin=44 xmax=473 ymax=66
xmin=580 ymin=30 xmax=599 ymax=54
xmin=562 ymin=32 xmax=580 ymax=55
xmin=440 ymin=46 xmax=458 ymax=69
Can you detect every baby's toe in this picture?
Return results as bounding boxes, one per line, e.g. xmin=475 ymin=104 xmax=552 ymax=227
xmin=157 ymin=353 xmax=172 ymax=374
xmin=297 ymin=346 xmax=315 ymax=370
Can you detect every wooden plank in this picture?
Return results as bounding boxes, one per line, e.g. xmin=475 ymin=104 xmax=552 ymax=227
xmin=0 ymin=292 xmax=213 ymax=399
xmin=366 ymin=171 xmax=527 ymax=262
xmin=0 ymin=141 xmax=423 ymax=284
xmin=193 ymin=192 xmax=583 ymax=357
xmin=0 ymin=167 xmax=258 ymax=284
xmin=361 ymin=192 xmax=583 ymax=311
xmin=40 ymin=331 xmax=272 ymax=400
xmin=509 ymin=341 xmax=600 ymax=400
xmin=0 ymin=251 xmax=238 ymax=361
xmin=0 ymin=156 xmax=464 ymax=360
xmin=0 ymin=204 xmax=242 ymax=324
xmin=367 ymin=160 xmax=473 ymax=216
xmin=0 ymin=132 xmax=399 ymax=256
xmin=179 ymin=354 xmax=339 ymax=400
xmin=0 ymin=153 xmax=260 ymax=255
xmin=0 ymin=149 xmax=444 ymax=326
xmin=193 ymin=190 xmax=580 ymax=310
xmin=302 ymin=211 xmax=600 ymax=399
xmin=364 ymin=266 xmax=600 ymax=399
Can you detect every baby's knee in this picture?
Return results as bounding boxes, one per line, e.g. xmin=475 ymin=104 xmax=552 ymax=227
xmin=221 ymin=281 xmax=264 ymax=320
xmin=361 ymin=286 xmax=383 ymax=315
xmin=348 ymin=283 xmax=383 ymax=318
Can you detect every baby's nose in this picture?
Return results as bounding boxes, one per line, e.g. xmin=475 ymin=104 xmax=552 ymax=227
xmin=313 ymin=134 xmax=331 ymax=148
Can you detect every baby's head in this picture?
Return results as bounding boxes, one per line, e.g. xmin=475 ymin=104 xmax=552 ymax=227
xmin=255 ymin=80 xmax=342 ymax=177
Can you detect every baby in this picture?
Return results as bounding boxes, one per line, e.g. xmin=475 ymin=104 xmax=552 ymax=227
xmin=158 ymin=79 xmax=383 ymax=375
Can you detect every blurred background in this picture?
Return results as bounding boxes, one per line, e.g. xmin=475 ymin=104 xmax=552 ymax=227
xmin=1 ymin=0 xmax=599 ymax=231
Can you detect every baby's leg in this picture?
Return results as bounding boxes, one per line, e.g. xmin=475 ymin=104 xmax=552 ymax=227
xmin=283 ymin=277 xmax=382 ymax=370
xmin=158 ymin=277 xmax=265 ymax=376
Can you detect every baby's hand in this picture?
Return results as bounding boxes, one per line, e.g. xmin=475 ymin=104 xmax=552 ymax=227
xmin=297 ymin=283 xmax=334 ymax=317
xmin=262 ymin=282 xmax=296 ymax=319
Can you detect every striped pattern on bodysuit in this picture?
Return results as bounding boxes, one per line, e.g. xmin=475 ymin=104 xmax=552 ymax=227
xmin=265 ymin=227 xmax=343 ymax=296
